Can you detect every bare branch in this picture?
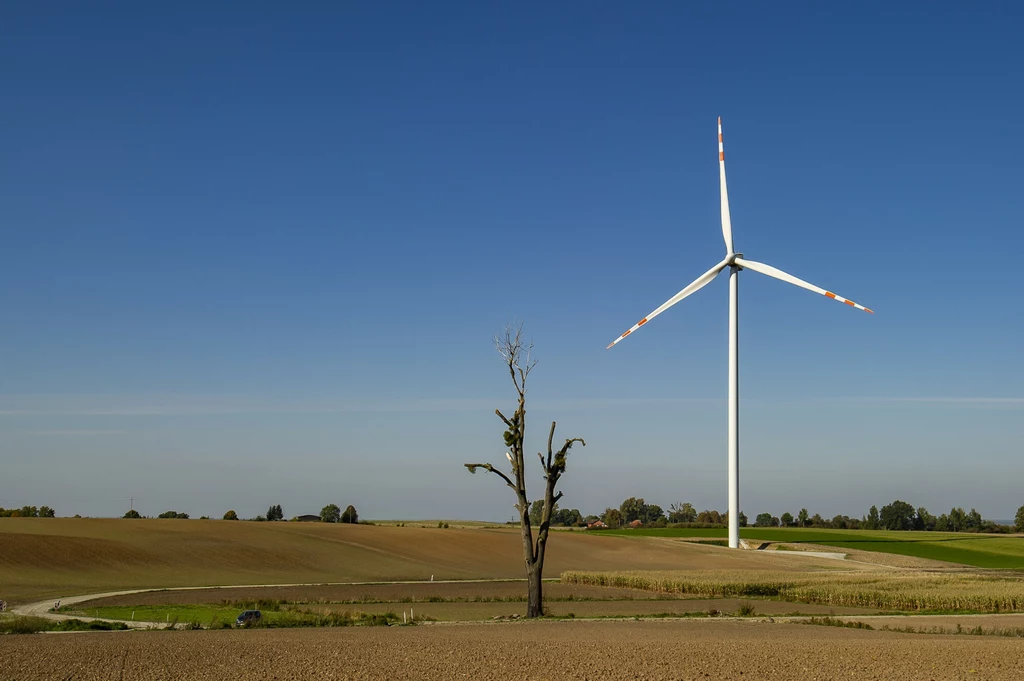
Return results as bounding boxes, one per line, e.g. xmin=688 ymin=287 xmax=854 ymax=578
xmin=464 ymin=463 xmax=516 ymax=490
xmin=495 ymin=409 xmax=513 ymax=428
xmin=546 ymin=421 xmax=556 ymax=470
xmin=560 ymin=437 xmax=587 ymax=453
xmin=550 ymin=437 xmax=586 ymax=477
xmin=495 ymin=322 xmax=532 ymax=397
xmin=518 ymin=337 xmax=536 ymax=388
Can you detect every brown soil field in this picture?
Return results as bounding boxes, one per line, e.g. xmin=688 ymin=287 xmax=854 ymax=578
xmin=0 ymin=518 xmax=860 ymax=603
xmin=3 ymin=620 xmax=1023 ymax=680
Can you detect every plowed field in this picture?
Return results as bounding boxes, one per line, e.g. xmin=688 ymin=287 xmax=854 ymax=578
xmin=3 ymin=620 xmax=1023 ymax=680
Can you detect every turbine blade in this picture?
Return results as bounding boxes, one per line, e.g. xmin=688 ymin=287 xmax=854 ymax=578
xmin=734 ymin=257 xmax=873 ymax=313
xmin=607 ymin=260 xmax=728 ymax=348
xmin=719 ymin=117 xmax=734 ymax=254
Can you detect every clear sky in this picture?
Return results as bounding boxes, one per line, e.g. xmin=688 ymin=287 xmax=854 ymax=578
xmin=2 ymin=2 xmax=1022 ymax=522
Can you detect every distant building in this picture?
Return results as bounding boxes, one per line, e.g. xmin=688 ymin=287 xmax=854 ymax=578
xmin=294 ymin=514 xmax=321 ymax=522
xmin=586 ymin=520 xmax=608 ymax=529
xmin=629 ymin=519 xmax=643 ymax=528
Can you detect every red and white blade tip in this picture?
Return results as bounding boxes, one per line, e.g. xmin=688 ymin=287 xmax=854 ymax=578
xmin=824 ymin=291 xmax=874 ymax=314
xmin=607 ymin=318 xmax=648 ymax=349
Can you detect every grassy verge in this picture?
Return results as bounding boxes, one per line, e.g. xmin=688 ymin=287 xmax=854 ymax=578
xmin=797 ymin=617 xmax=1024 ymax=638
xmin=67 ymin=604 xmax=406 ymax=628
xmin=69 ymin=605 xmax=241 ymax=626
xmin=561 ymin=570 xmax=1024 ymax=612
xmin=252 ymin=610 xmax=404 ymax=628
xmin=876 ymin=622 xmax=1024 ymax=638
xmin=0 ymin=616 xmax=129 ymax=634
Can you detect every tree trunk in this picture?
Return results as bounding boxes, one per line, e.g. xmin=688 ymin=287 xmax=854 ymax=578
xmin=527 ymin=562 xmax=543 ymax=618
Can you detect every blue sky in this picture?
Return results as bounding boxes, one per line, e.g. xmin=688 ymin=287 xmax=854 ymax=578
xmin=2 ymin=2 xmax=1022 ymax=521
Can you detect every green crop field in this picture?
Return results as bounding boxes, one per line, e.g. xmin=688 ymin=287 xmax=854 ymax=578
xmin=602 ymin=528 xmax=1024 ymax=569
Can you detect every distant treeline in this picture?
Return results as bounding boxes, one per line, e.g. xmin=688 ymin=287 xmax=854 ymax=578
xmin=119 ymin=503 xmax=365 ymax=524
xmin=528 ymin=498 xmax=1024 ymax=534
xmin=0 ymin=506 xmax=56 ymax=518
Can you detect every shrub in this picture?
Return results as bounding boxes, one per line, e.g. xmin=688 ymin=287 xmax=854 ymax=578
xmin=0 ymin=617 xmax=128 ymax=634
xmin=801 ymin=616 xmax=873 ymax=630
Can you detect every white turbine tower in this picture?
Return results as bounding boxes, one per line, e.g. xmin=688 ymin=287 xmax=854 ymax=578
xmin=607 ymin=117 xmax=872 ymax=549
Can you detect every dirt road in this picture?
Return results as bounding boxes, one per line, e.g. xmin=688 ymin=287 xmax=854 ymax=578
xmin=9 ymin=579 xmax=539 ymax=627
xmin=2 ymin=619 xmax=1021 ymax=680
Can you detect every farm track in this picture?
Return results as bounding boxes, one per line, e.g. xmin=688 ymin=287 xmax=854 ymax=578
xmin=15 ymin=579 xmax=1024 ymax=631
xmin=3 ymin=619 xmax=1024 ymax=680
xmin=10 ymin=579 xmax=549 ymax=627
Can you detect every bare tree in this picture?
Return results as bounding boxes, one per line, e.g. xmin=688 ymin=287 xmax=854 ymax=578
xmin=465 ymin=323 xmax=585 ymax=618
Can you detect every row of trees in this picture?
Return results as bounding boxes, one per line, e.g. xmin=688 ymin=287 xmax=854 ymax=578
xmin=123 ymin=509 xmax=190 ymax=519
xmin=749 ymin=501 xmax=1016 ymax=533
xmin=524 ymin=496 xmax=1023 ymax=534
xmin=319 ymin=504 xmax=359 ymax=523
xmin=526 ymin=498 xmax=746 ymax=530
xmin=121 ymin=504 xmax=359 ymax=522
xmin=0 ymin=506 xmax=56 ymax=518
xmin=596 ymin=499 xmax=746 ymax=529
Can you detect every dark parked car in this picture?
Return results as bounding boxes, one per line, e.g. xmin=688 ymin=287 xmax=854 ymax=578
xmin=235 ymin=610 xmax=262 ymax=627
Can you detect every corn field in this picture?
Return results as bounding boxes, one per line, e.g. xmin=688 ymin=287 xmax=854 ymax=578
xmin=561 ymin=570 xmax=1024 ymax=612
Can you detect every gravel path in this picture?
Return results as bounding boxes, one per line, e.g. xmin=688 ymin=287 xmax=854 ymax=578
xmin=2 ymin=619 xmax=1023 ymax=680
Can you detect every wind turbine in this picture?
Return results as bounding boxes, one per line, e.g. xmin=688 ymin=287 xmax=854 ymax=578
xmin=607 ymin=117 xmax=872 ymax=549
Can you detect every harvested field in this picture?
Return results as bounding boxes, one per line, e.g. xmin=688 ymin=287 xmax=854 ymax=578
xmin=3 ymin=620 xmax=1024 ymax=680
xmin=76 ymin=581 xmax=672 ymax=607
xmin=564 ymin=569 xmax=1024 ymax=612
xmin=0 ymin=518 xmax=861 ymax=603
xmin=350 ymin=598 xmax=876 ymax=620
